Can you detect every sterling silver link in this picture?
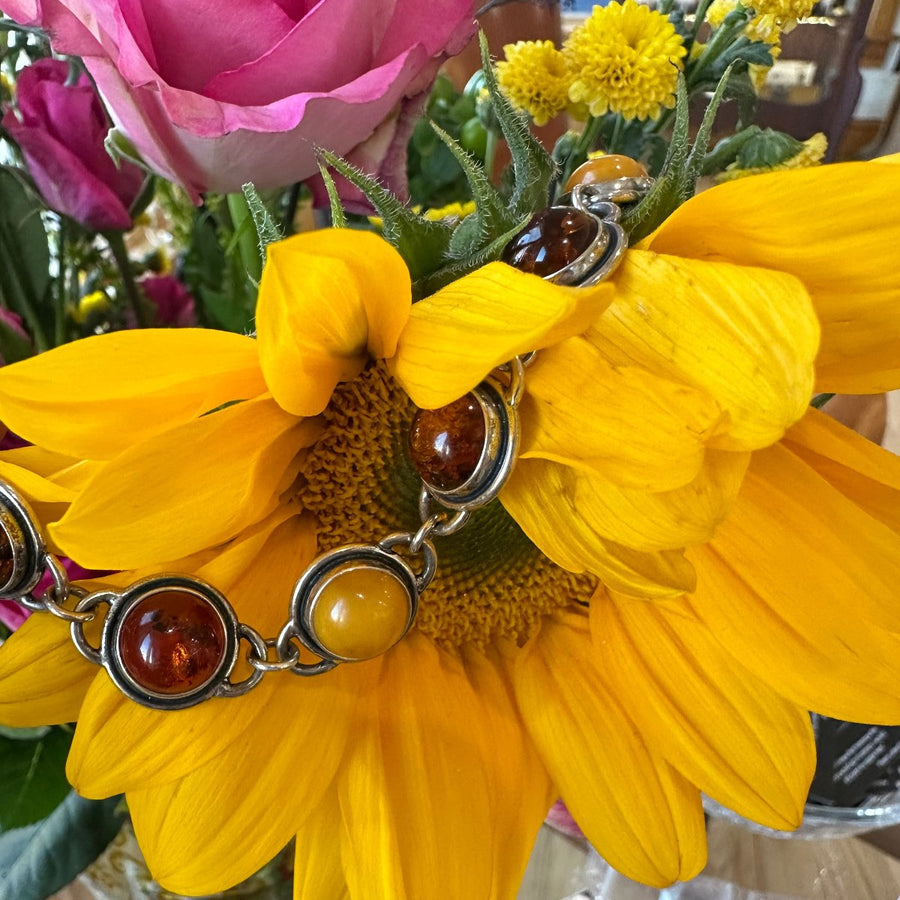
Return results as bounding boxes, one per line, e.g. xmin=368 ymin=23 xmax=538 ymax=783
xmin=0 ymin=352 xmax=534 ymax=704
xmin=218 ymin=624 xmax=268 ymax=697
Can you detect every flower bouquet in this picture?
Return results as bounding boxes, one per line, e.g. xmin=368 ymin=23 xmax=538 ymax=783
xmin=0 ymin=1 xmax=899 ymax=898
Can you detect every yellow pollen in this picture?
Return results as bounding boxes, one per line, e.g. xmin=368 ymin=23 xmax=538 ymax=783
xmin=298 ymin=363 xmax=596 ymax=650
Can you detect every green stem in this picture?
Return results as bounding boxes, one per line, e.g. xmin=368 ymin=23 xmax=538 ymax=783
xmin=0 ymin=229 xmax=49 ymax=352
xmin=607 ymin=115 xmax=625 ymax=154
xmin=105 ymin=230 xmax=148 ymax=328
xmin=687 ymin=10 xmax=751 ymax=90
xmin=559 ymin=116 xmax=605 ymax=190
xmin=226 ymin=192 xmax=263 ymax=284
xmin=484 ymin=128 xmax=499 ymax=183
xmin=54 ymin=219 xmax=68 ymax=346
xmin=690 ymin=0 xmax=716 ymax=41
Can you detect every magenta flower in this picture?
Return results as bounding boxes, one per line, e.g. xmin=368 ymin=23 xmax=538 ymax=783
xmin=137 ymin=274 xmax=197 ymax=327
xmin=2 ymin=58 xmax=144 ymax=231
xmin=2 ymin=1 xmax=476 ymax=202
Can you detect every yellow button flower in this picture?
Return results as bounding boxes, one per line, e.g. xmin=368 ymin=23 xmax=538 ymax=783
xmin=564 ymin=0 xmax=687 ymax=120
xmin=496 ymin=39 xmax=573 ymax=126
xmin=0 ymin=158 xmax=898 ymax=897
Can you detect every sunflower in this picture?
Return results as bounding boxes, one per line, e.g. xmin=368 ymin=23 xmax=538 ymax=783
xmin=0 ymin=157 xmax=899 ymax=898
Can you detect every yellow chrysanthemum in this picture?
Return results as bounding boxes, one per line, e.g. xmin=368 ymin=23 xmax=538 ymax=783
xmin=564 ymin=0 xmax=686 ymax=120
xmin=744 ymin=0 xmax=814 ymax=32
xmin=496 ymin=40 xmax=573 ymax=126
xmin=706 ymin=0 xmax=785 ymax=43
xmin=718 ymin=132 xmax=828 ymax=180
xmin=0 ymin=158 xmax=900 ymax=898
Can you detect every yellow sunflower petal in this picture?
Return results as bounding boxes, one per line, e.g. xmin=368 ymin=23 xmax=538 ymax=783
xmin=554 ymin=449 xmax=750 ymax=552
xmin=783 ymin=406 xmax=900 ymax=531
xmin=293 ymin=793 xmax=350 ymax=900
xmin=462 ymin=645 xmax=556 ymax=897
xmin=67 ymin=510 xmax=313 ymax=797
xmin=642 ymin=158 xmax=900 ymax=393
xmin=257 ymin=230 xmax=412 ymax=417
xmin=0 ymin=329 xmax=265 ymax=459
xmin=520 ymin=335 xmax=723 ymax=490
xmin=0 ymin=459 xmax=74 ymax=506
xmin=339 ymin=633 xmax=500 ymax=900
xmin=0 ymin=446 xmax=79 ymax=478
xmin=390 ymin=263 xmax=613 ymax=408
xmin=591 ymin=593 xmax=814 ymax=830
xmin=513 ymin=608 xmax=707 ymax=886
xmin=711 ymin=441 xmax=900 ymax=634
xmin=0 ymin=614 xmax=96 ymax=726
xmin=50 ymin=397 xmax=319 ymax=569
xmin=690 ymin=544 xmax=900 ymax=724
xmin=129 ymin=661 xmax=372 ymax=896
xmin=589 ymin=251 xmax=819 ymax=451
xmin=502 ymin=458 xmax=697 ymax=596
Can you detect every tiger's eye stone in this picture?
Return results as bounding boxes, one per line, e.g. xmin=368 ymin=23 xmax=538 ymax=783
xmin=117 ymin=590 xmax=227 ymax=694
xmin=501 ymin=207 xmax=598 ymax=277
xmin=409 ymin=394 xmax=486 ymax=491
xmin=0 ymin=527 xmax=14 ymax=589
xmin=564 ymin=154 xmax=648 ymax=192
xmin=310 ymin=563 xmax=412 ymax=660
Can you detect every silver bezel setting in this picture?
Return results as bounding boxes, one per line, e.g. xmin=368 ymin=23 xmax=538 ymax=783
xmin=421 ymin=377 xmax=519 ymax=511
xmin=290 ymin=545 xmax=419 ymax=663
xmin=0 ymin=482 xmax=46 ymax=600
xmin=101 ymin=575 xmax=240 ymax=710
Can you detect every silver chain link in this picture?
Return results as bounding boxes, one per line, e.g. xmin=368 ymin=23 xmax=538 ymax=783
xmin=8 ymin=354 xmax=532 ymax=702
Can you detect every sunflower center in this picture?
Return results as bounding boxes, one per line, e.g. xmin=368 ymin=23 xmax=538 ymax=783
xmin=297 ymin=363 xmax=596 ymax=650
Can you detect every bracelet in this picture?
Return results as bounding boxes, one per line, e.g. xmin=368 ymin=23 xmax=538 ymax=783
xmin=0 ymin=181 xmax=644 ymax=712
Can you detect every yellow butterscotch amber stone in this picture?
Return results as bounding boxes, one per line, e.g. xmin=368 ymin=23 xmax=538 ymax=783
xmin=564 ymin=154 xmax=648 ymax=192
xmin=310 ymin=563 xmax=412 ymax=660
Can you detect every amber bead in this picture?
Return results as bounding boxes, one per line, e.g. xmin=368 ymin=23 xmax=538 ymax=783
xmin=310 ymin=563 xmax=411 ymax=660
xmin=409 ymin=394 xmax=486 ymax=491
xmin=117 ymin=590 xmax=227 ymax=695
xmin=564 ymin=155 xmax=648 ymax=193
xmin=0 ymin=528 xmax=14 ymax=588
xmin=501 ymin=207 xmax=598 ymax=277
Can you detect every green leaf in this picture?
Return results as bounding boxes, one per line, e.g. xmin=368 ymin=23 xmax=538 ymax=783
xmin=242 ymin=182 xmax=283 ymax=260
xmin=0 ymin=167 xmax=52 ymax=351
xmin=736 ymin=127 xmax=804 ymax=167
xmin=0 ymin=792 xmax=125 ymax=900
xmin=685 ymin=63 xmax=737 ymax=181
xmin=478 ymin=31 xmax=556 ymax=217
xmin=315 ymin=161 xmax=347 ymax=229
xmin=0 ymin=314 xmax=32 ymax=364
xmin=317 ymin=148 xmax=452 ymax=284
xmin=625 ymin=66 xmax=734 ymax=242
xmin=0 ymin=728 xmax=73 ymax=830
xmin=182 ymin=206 xmax=256 ymax=333
xmin=431 ymin=123 xmax=517 ymax=260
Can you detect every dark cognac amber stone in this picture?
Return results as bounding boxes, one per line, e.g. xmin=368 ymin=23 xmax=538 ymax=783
xmin=117 ymin=590 xmax=227 ymax=695
xmin=0 ymin=528 xmax=13 ymax=588
xmin=501 ymin=207 xmax=598 ymax=277
xmin=409 ymin=394 xmax=486 ymax=491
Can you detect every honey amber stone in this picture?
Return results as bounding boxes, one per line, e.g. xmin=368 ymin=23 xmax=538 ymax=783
xmin=310 ymin=563 xmax=411 ymax=660
xmin=409 ymin=393 xmax=486 ymax=491
xmin=117 ymin=590 xmax=227 ymax=694
xmin=501 ymin=207 xmax=598 ymax=277
xmin=563 ymin=155 xmax=648 ymax=193
xmin=0 ymin=527 xmax=14 ymax=588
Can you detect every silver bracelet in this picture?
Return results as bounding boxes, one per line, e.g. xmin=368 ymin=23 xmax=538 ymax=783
xmin=0 ymin=181 xmax=644 ymax=712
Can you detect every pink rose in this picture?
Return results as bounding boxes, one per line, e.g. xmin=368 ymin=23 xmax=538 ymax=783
xmin=137 ymin=274 xmax=197 ymax=327
xmin=2 ymin=58 xmax=144 ymax=230
xmin=3 ymin=1 xmax=476 ymax=202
